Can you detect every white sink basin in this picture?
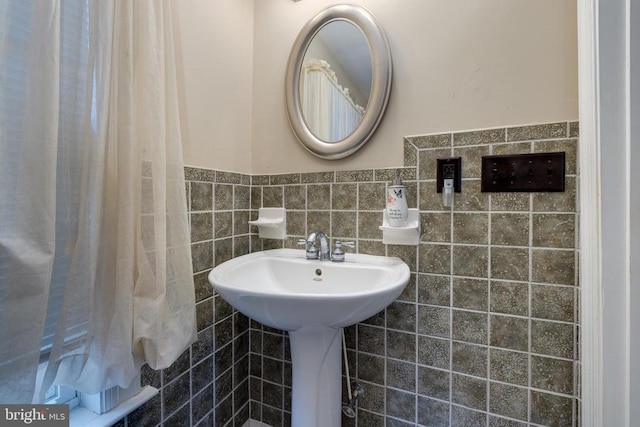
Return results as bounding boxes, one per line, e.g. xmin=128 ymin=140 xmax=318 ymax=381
xmin=208 ymin=247 xmax=410 ymax=426
xmin=208 ymin=248 xmax=410 ymax=331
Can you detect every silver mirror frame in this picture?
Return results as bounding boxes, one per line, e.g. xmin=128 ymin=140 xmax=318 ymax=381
xmin=285 ymin=4 xmax=392 ymax=160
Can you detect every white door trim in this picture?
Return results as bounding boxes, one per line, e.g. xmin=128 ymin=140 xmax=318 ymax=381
xmin=578 ymin=0 xmax=634 ymax=426
xmin=577 ymin=0 xmax=604 ymax=425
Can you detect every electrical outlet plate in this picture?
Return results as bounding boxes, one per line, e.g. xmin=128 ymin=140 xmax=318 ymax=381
xmin=436 ymin=157 xmax=462 ymax=193
xmin=480 ymin=152 xmax=565 ymax=192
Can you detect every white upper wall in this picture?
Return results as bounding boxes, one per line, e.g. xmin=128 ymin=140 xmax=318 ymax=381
xmin=173 ymin=0 xmax=254 ymax=173
xmin=171 ymin=0 xmax=577 ymax=175
xmin=251 ymin=0 xmax=578 ymax=174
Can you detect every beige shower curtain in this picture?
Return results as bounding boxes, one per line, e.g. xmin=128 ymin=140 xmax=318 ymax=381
xmin=0 ymin=0 xmax=196 ymax=404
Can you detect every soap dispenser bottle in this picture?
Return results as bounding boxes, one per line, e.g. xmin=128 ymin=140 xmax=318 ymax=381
xmin=386 ymin=169 xmax=408 ymax=227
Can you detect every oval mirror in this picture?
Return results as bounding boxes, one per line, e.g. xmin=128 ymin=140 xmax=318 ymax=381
xmin=285 ymin=4 xmax=392 ymax=160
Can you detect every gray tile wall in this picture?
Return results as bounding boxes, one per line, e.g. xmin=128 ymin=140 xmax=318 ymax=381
xmin=248 ymin=121 xmax=580 ymax=427
xmin=116 ymin=120 xmax=579 ymax=427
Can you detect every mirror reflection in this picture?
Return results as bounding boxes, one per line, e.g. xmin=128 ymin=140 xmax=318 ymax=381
xmin=300 ymin=20 xmax=372 ymax=143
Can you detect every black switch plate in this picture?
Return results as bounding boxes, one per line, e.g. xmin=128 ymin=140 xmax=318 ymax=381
xmin=481 ymin=152 xmax=565 ymax=192
xmin=437 ymin=157 xmax=462 ymax=193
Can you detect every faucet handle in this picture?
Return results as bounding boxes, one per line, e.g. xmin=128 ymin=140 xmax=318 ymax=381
xmin=340 ymin=241 xmax=355 ymax=249
xmin=298 ymin=238 xmax=318 ymax=259
xmin=331 ymin=240 xmax=354 ymax=262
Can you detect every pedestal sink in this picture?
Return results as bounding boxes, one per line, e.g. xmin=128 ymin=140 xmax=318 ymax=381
xmin=208 ymin=248 xmax=410 ymax=427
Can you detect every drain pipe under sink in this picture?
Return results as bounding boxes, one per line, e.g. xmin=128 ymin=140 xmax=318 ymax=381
xmin=341 ymin=329 xmax=364 ymax=418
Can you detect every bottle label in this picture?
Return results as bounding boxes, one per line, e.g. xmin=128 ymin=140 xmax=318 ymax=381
xmin=387 ymin=186 xmax=408 ymax=226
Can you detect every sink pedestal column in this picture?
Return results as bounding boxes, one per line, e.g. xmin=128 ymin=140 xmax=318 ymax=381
xmin=288 ymin=324 xmax=342 ymax=427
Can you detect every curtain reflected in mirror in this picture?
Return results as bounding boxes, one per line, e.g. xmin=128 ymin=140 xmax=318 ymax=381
xmin=301 ymin=59 xmax=365 ymax=142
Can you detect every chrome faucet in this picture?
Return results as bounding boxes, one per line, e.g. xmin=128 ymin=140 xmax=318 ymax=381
xmin=300 ymin=230 xmax=331 ymax=261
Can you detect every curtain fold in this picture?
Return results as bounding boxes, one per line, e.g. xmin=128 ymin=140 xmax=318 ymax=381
xmin=301 ymin=59 xmax=365 ymax=142
xmin=0 ymin=0 xmax=196 ymax=404
xmin=0 ymin=1 xmax=62 ymax=404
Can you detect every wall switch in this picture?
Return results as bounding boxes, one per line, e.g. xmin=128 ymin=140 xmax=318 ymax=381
xmin=436 ymin=157 xmax=462 ymax=193
xmin=480 ymin=152 xmax=565 ymax=192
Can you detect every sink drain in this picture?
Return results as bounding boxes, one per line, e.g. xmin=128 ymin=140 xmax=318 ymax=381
xmin=313 ymin=268 xmax=322 ymax=281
